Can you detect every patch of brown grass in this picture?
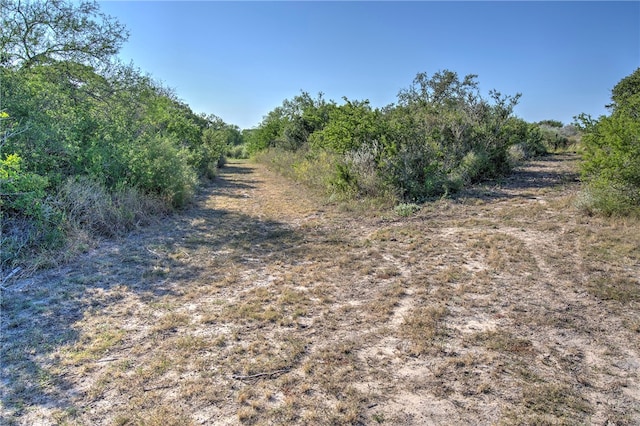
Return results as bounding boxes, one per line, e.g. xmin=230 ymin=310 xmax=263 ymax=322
xmin=2 ymin=156 xmax=640 ymax=425
xmin=401 ymin=304 xmax=449 ymax=356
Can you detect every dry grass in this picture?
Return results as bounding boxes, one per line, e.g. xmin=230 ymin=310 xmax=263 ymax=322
xmin=1 ymin=154 xmax=639 ymax=425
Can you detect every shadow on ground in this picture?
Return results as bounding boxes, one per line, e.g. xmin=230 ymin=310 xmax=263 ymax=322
xmin=0 ymin=164 xmax=305 ymax=422
xmin=457 ymin=153 xmax=580 ymax=201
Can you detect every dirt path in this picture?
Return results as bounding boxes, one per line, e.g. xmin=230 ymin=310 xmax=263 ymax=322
xmin=2 ymin=155 xmax=639 ymax=425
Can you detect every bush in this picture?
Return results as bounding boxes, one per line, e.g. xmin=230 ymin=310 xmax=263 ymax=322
xmin=448 ymin=150 xmax=491 ymax=190
xmin=227 ymin=144 xmax=249 ymax=159
xmin=576 ymin=181 xmax=640 ymax=218
xmin=125 ymin=136 xmax=198 ymax=208
xmin=344 ymin=142 xmax=397 ymax=201
xmin=576 ymin=68 xmax=640 ymax=216
xmin=395 ymin=203 xmax=421 ymax=217
xmin=539 ymin=126 xmax=570 ymax=152
xmin=1 ymin=154 xmax=65 ymax=269
xmin=0 ymin=153 xmax=49 ymax=219
xmin=251 ymin=70 xmax=529 ymax=205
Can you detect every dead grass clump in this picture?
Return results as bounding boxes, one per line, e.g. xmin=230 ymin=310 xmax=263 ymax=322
xmin=228 ymin=301 xmax=282 ymax=324
xmin=585 ymin=275 xmax=640 ymax=303
xmin=306 ymin=340 xmax=364 ymax=400
xmin=433 ymin=265 xmax=467 ymax=284
xmin=59 ymin=176 xmax=167 ymax=238
xmin=127 ymin=405 xmax=196 ymax=426
xmin=63 ymin=324 xmax=126 ymax=364
xmin=470 ymin=330 xmax=535 ymax=356
xmin=151 ymin=312 xmax=191 ymax=335
xmin=229 ymin=335 xmax=307 ymax=382
xmin=363 ymin=281 xmax=406 ymax=322
xmin=470 ymin=232 xmax=536 ymax=272
xmin=401 ymin=304 xmax=448 ymax=356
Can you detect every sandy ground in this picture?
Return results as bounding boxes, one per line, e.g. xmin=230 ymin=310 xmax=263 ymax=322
xmin=1 ymin=154 xmax=639 ymax=425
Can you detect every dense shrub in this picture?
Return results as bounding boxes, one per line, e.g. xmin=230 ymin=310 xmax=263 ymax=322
xmin=538 ymin=126 xmax=569 ymax=152
xmin=227 ymin=144 xmax=250 ymax=159
xmin=576 ymin=68 xmax=640 ymax=216
xmin=0 ymin=153 xmax=49 ymax=220
xmin=0 ymin=0 xmax=241 ymax=270
xmin=247 ymin=92 xmax=334 ymax=155
xmin=123 ymin=135 xmax=198 ymax=208
xmin=253 ymin=71 xmax=528 ymax=203
xmin=1 ymin=154 xmax=65 ymax=267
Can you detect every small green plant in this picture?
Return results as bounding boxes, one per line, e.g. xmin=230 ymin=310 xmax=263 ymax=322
xmin=372 ymin=412 xmax=385 ymax=423
xmin=394 ymin=202 xmax=420 ymax=217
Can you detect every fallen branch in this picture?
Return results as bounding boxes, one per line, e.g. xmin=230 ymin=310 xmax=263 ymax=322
xmin=143 ymin=384 xmax=174 ymax=392
xmin=96 ymin=357 xmax=119 ymax=363
xmin=0 ymin=267 xmax=22 ymax=289
xmin=232 ymin=367 xmax=291 ymax=381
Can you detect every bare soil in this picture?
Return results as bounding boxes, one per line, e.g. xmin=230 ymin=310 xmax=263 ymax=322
xmin=2 ymin=154 xmax=639 ymax=425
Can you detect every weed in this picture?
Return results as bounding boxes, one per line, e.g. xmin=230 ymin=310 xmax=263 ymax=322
xmin=401 ymin=304 xmax=448 ymax=356
xmin=394 ymin=203 xmax=421 ymax=217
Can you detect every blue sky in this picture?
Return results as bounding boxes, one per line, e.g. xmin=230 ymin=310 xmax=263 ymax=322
xmin=99 ymin=1 xmax=640 ymax=129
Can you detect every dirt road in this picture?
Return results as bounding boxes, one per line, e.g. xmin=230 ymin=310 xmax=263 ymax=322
xmin=2 ymin=155 xmax=639 ymax=425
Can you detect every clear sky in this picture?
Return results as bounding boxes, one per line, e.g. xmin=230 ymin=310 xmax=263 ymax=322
xmin=98 ymin=1 xmax=640 ymax=129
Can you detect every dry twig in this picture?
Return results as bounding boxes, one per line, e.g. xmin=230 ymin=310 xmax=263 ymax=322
xmin=232 ymin=368 xmax=291 ymax=381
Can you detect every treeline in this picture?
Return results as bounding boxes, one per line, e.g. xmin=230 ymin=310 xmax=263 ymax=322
xmin=247 ymin=66 xmax=638 ymax=218
xmin=246 ymin=71 xmax=555 ymax=204
xmin=0 ymin=0 xmax=241 ymax=269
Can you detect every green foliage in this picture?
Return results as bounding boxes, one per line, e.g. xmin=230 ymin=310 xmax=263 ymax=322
xmin=252 ymin=70 xmax=526 ymax=203
xmin=538 ymin=119 xmax=563 ymax=128
xmin=200 ymin=126 xmax=229 ymax=177
xmin=1 ymin=0 xmax=128 ymax=68
xmin=1 ymin=154 xmax=65 ymax=267
xmin=310 ymin=98 xmax=384 ymax=155
xmin=0 ymin=0 xmax=240 ymax=269
xmin=125 ymin=135 xmax=198 ymax=208
xmin=610 ymin=67 xmax=640 ymax=111
xmin=246 ymin=108 xmax=286 ymax=154
xmin=394 ymin=203 xmax=420 ymax=217
xmin=226 ymin=144 xmax=249 ymax=159
xmin=0 ymin=153 xmax=48 ymax=219
xmin=248 ymin=92 xmax=334 ymax=154
xmin=576 ymin=68 xmax=640 ymax=216
xmin=329 ymin=162 xmax=359 ymax=196
xmin=509 ymin=120 xmax=547 ymax=159
xmin=381 ymin=71 xmax=522 ymax=200
xmin=1 ymin=62 xmax=217 ymax=206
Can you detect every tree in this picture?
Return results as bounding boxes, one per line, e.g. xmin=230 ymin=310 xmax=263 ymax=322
xmin=388 ymin=70 xmax=522 ymax=199
xmin=538 ymin=119 xmax=564 ymax=128
xmin=397 ymin=70 xmax=482 ymax=109
xmin=250 ymin=70 xmax=525 ymax=201
xmin=0 ymin=0 xmax=128 ymax=68
xmin=609 ymin=67 xmax=640 ymax=117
